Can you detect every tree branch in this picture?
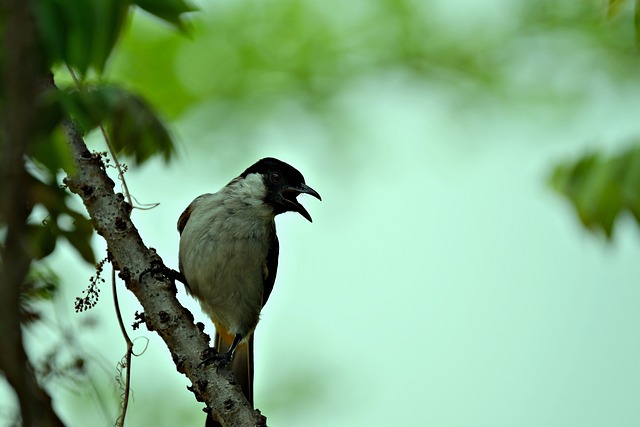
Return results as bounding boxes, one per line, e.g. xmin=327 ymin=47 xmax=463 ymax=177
xmin=62 ymin=119 xmax=266 ymax=427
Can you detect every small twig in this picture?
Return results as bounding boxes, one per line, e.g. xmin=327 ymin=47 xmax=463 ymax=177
xmin=129 ymin=194 xmax=160 ymax=211
xmin=99 ymin=125 xmax=133 ymax=206
xmin=112 ymin=265 xmax=133 ymax=427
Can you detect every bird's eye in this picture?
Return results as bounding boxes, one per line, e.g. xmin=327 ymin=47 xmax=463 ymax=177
xmin=269 ymin=172 xmax=282 ymax=184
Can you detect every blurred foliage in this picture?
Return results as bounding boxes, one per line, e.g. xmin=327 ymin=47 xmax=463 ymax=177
xmin=25 ymin=173 xmax=96 ymax=263
xmin=109 ymin=0 xmax=640 ymax=240
xmin=109 ymin=0 xmax=508 ymax=119
xmin=108 ymin=0 xmax=640 ymax=120
xmin=1 ymin=0 xmax=193 ymax=417
xmin=50 ymin=85 xmax=175 ymax=164
xmin=32 ymin=0 xmax=195 ymax=75
xmin=19 ymin=265 xmax=59 ymax=324
xmin=550 ymin=145 xmax=640 ymax=239
xmin=1 ymin=0 xmax=193 ymax=273
xmin=548 ymin=0 xmax=640 ymax=240
xmin=5 ymin=0 xmax=635 ymax=261
xmin=0 ymin=258 xmax=117 ymax=425
xmin=607 ymin=0 xmax=640 ymax=45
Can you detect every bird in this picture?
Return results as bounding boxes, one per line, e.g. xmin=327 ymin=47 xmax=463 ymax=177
xmin=176 ymin=157 xmax=321 ymax=425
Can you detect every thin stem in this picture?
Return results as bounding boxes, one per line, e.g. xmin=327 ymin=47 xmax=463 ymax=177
xmin=112 ymin=265 xmax=133 ymax=427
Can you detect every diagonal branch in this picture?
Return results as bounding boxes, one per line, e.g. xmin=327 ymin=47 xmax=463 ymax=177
xmin=62 ymin=119 xmax=267 ymax=427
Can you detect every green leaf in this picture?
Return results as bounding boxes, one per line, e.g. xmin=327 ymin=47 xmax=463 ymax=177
xmin=106 ymin=87 xmax=174 ymax=164
xmin=550 ymin=144 xmax=640 ymax=239
xmin=32 ymin=0 xmax=68 ymax=69
xmin=20 ymin=265 xmax=60 ymax=324
xmin=33 ymin=0 xmax=133 ymax=74
xmin=27 ymin=223 xmax=58 ymax=260
xmin=29 ymin=129 xmax=76 ymax=176
xmin=24 ymin=266 xmax=59 ymax=302
xmin=51 ymin=87 xmax=105 ymax=134
xmin=635 ymin=0 xmax=640 ymax=47
xmin=608 ymin=0 xmax=626 ymax=18
xmin=27 ymin=90 xmax=77 ymax=176
xmin=133 ymin=0 xmax=196 ymax=30
xmin=62 ymin=216 xmax=96 ymax=265
xmin=27 ymin=174 xmax=69 ymax=216
xmin=25 ymin=174 xmax=96 ymax=265
xmin=54 ymin=85 xmax=175 ymax=164
xmin=90 ymin=0 xmax=132 ymax=73
xmin=107 ymin=16 xmax=196 ymax=118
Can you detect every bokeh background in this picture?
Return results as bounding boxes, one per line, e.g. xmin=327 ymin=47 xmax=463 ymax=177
xmin=5 ymin=0 xmax=640 ymax=425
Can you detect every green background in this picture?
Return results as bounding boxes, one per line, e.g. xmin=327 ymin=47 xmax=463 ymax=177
xmin=4 ymin=0 xmax=640 ymax=425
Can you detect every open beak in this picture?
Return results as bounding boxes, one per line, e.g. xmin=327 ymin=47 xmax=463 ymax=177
xmin=284 ymin=183 xmax=321 ymax=222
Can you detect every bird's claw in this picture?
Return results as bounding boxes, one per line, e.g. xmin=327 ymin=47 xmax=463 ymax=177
xmin=198 ymin=347 xmax=233 ymax=368
xmin=139 ymin=260 xmax=186 ymax=284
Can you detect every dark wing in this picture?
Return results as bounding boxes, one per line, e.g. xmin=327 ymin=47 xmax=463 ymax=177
xmin=262 ymin=231 xmax=279 ymax=307
xmin=177 ymin=203 xmax=194 ymax=235
xmin=178 ymin=194 xmax=212 ymax=235
xmin=177 ymin=199 xmax=199 ymax=290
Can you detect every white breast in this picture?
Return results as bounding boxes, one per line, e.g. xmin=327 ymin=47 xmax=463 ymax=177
xmin=178 ymin=174 xmax=275 ymax=336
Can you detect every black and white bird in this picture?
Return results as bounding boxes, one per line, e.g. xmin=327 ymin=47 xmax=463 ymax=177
xmin=177 ymin=157 xmax=320 ymax=422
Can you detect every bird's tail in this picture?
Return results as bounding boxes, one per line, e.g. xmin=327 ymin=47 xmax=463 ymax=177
xmin=205 ymin=331 xmax=254 ymax=427
xmin=216 ymin=330 xmax=254 ymax=405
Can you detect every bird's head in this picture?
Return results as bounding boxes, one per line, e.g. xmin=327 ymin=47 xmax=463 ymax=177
xmin=241 ymin=157 xmax=321 ymax=222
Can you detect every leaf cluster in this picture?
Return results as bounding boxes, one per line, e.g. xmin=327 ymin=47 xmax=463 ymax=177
xmin=550 ymin=145 xmax=640 ymax=239
xmin=0 ymin=1 xmax=193 ymax=421
xmin=547 ymin=0 xmax=640 ymax=239
xmin=1 ymin=0 xmax=193 ymax=271
xmin=32 ymin=0 xmax=195 ymax=75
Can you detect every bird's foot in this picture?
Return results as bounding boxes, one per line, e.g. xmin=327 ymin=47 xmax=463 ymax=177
xmin=199 ymin=347 xmax=233 ymax=368
xmin=139 ymin=260 xmax=187 ymax=285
